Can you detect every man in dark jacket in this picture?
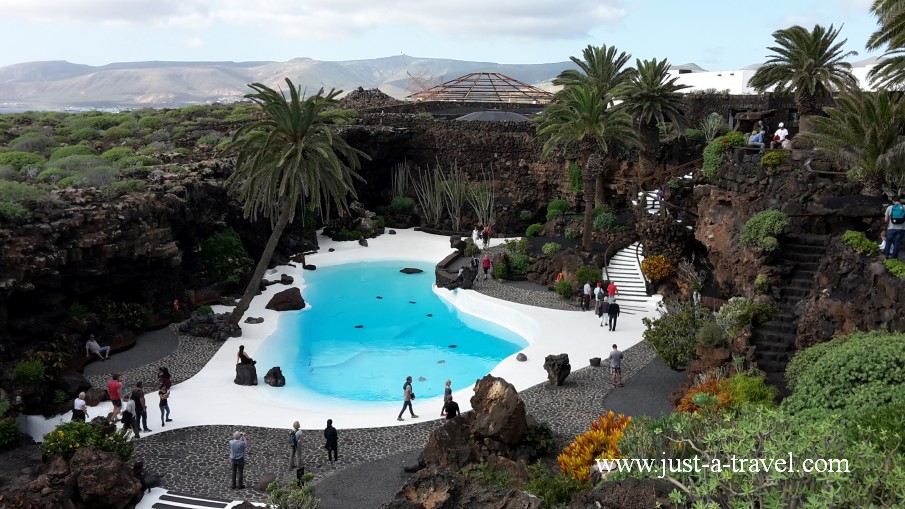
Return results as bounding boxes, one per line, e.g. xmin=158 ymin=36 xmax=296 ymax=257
xmin=324 ymin=419 xmax=339 ymax=462
xmin=442 ymin=396 xmax=460 ymax=419
xmin=607 ymin=301 xmax=621 ymax=331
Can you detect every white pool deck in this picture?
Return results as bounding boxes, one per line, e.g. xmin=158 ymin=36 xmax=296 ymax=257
xmin=19 ymin=227 xmax=659 ymax=452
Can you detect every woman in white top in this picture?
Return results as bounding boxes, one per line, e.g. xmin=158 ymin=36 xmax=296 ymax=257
xmin=72 ymin=392 xmax=87 ymax=422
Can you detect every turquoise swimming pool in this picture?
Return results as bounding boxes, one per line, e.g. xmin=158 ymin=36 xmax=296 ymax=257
xmin=255 ymin=260 xmax=528 ymax=402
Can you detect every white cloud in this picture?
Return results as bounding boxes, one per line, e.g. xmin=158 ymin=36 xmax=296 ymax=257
xmin=184 ymin=37 xmax=205 ymax=48
xmin=2 ymin=0 xmax=213 ymax=27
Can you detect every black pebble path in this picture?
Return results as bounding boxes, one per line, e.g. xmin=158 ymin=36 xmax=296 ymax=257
xmin=80 ymin=257 xmax=684 ymax=508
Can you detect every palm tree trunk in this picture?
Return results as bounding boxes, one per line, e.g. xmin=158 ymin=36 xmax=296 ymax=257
xmin=595 ymin=172 xmax=605 ymax=207
xmin=227 ymin=199 xmax=294 ymax=326
xmin=638 ymin=122 xmax=660 ymax=179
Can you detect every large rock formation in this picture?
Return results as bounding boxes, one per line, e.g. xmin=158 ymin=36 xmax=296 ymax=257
xmin=543 ymin=354 xmax=571 ymax=386
xmin=265 ymin=288 xmax=305 ymax=311
xmin=383 ymin=468 xmax=542 ymax=509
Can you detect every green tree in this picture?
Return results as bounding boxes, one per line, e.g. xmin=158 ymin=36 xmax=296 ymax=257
xmin=867 ymin=0 xmax=905 ymax=89
xmin=553 ymin=44 xmax=634 ymax=100
xmin=226 ymin=79 xmax=367 ymax=325
xmin=748 ymin=24 xmax=858 ymax=132
xmin=536 ymin=84 xmax=638 ymax=250
xmin=618 ymin=58 xmax=689 ymax=179
xmin=801 ymin=89 xmax=905 ymax=195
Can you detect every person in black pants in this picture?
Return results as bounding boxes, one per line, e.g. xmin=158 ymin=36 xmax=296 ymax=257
xmin=324 ymin=419 xmax=339 ymax=462
xmin=442 ymin=396 xmax=460 ymax=419
xmin=607 ymin=301 xmax=621 ymax=331
xmin=131 ymin=382 xmax=152 ymax=432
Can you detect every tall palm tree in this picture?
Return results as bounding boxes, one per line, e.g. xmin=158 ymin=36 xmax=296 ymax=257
xmin=749 ymin=24 xmax=858 ymax=132
xmin=554 ymin=44 xmax=634 ymax=98
xmin=801 ymin=88 xmax=905 ymax=196
xmin=867 ymin=0 xmax=905 ymax=89
xmin=536 ymin=84 xmax=639 ymax=251
xmin=226 ymin=79 xmax=367 ymax=325
xmin=618 ymin=58 xmax=689 ymax=179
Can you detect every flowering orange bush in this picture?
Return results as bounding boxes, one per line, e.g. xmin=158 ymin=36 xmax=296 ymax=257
xmin=675 ymin=379 xmax=732 ymax=413
xmin=641 ymin=255 xmax=675 ymax=283
xmin=558 ymin=411 xmax=632 ymax=481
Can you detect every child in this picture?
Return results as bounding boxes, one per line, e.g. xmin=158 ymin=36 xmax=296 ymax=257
xmin=880 ymin=230 xmax=888 ymax=251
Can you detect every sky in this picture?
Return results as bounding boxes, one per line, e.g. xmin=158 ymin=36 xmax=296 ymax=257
xmin=0 ymin=0 xmax=884 ymax=70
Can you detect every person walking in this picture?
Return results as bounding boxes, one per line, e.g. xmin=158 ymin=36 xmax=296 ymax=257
xmin=884 ymin=195 xmax=905 ymax=259
xmin=594 ymin=282 xmax=606 ymax=316
xmin=481 ymin=227 xmax=490 ymax=249
xmin=582 ymin=282 xmax=592 ymax=311
xmin=158 ymin=384 xmax=172 ymax=427
xmin=442 ymin=396 xmax=460 ymax=419
xmin=441 ymin=379 xmax=452 ymax=416
xmin=289 ymin=421 xmax=303 ymax=468
xmin=396 ymin=376 xmax=418 ymax=421
xmin=324 ymin=419 xmax=339 ymax=463
xmin=607 ymin=281 xmax=618 ymax=304
xmin=107 ymin=374 xmax=123 ymax=424
xmin=481 ymin=255 xmax=491 ymax=280
xmin=229 ymin=431 xmax=249 ymax=490
xmin=607 ymin=300 xmax=621 ymax=331
xmin=122 ymin=393 xmax=140 ymax=438
xmin=131 ymin=381 xmax=151 ymax=432
xmin=608 ymin=344 xmax=624 ymax=387
xmin=72 ymin=392 xmax=88 ymax=422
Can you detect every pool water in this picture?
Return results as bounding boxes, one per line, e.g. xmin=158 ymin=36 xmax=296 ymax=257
xmin=256 ymin=260 xmax=528 ymax=402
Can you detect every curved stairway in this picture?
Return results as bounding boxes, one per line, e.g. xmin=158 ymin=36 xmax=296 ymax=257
xmin=602 ymin=242 xmax=659 ymax=315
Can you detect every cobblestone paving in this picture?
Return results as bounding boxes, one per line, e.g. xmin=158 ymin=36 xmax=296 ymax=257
xmin=128 ymin=260 xmax=659 ymax=503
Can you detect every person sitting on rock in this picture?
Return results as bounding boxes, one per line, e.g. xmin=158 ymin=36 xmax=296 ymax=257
xmin=237 ymin=345 xmax=256 ymax=365
xmin=85 ymin=335 xmax=110 ymax=361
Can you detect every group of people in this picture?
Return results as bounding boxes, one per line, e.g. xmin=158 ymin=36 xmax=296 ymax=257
xmin=471 ymin=225 xmax=493 ymax=250
xmin=396 ymin=376 xmax=460 ymax=422
xmin=579 ymin=280 xmax=621 ymax=331
xmin=747 ymin=121 xmax=793 ymax=151
xmin=92 ymin=369 xmax=172 ymax=438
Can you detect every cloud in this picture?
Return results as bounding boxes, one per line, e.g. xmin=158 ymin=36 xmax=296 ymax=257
xmin=5 ymin=0 xmax=628 ymax=41
xmin=184 ymin=37 xmax=205 ymax=48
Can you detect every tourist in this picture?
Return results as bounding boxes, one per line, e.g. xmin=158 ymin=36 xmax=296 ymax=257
xmin=482 ymin=255 xmax=491 ymax=280
xmin=609 ymin=344 xmax=624 ymax=387
xmin=607 ymin=300 xmax=621 ymax=331
xmin=884 ymin=195 xmax=905 ymax=259
xmin=880 ymin=230 xmax=888 ymax=251
xmin=158 ymin=384 xmax=172 ymax=427
xmin=441 ymin=379 xmax=452 ymax=416
xmin=442 ymin=396 xmax=461 ymax=419
xmin=748 ymin=129 xmax=765 ymax=150
xmin=122 ymin=393 xmax=140 ymax=438
xmin=288 ymin=420 xmax=303 ymax=468
xmin=781 ymin=134 xmax=794 ymax=150
xmin=594 ymin=282 xmax=606 ymax=315
xmin=157 ymin=367 xmax=172 ymax=390
xmin=85 ymin=334 xmax=110 ymax=361
xmin=131 ymin=381 xmax=151 ymax=432
xmin=237 ymin=345 xmax=256 ymax=365
xmin=472 ymin=225 xmax=481 ymax=247
xmin=582 ymin=282 xmax=592 ymax=311
xmin=607 ymin=281 xmax=618 ymax=304
xmin=229 ymin=431 xmax=249 ymax=489
xmin=481 ymin=227 xmax=490 ymax=249
xmin=555 ymin=272 xmax=564 ymax=283
xmin=396 ymin=376 xmax=418 ymax=421
xmin=107 ymin=374 xmax=123 ymax=424
xmin=72 ymin=392 xmax=87 ymax=422
xmin=599 ymin=299 xmax=610 ymax=327
xmin=770 ymin=122 xmax=788 ymax=149
xmin=324 ymin=419 xmax=339 ymax=462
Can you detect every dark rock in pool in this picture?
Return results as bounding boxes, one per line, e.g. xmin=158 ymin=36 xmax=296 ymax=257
xmin=264 ymin=366 xmax=285 ymax=387
xmin=409 ymin=301 xmax=416 ymax=304
xmin=234 ymin=364 xmax=257 ymax=386
xmin=418 ymin=376 xmax=427 ymax=382
xmin=244 ymin=317 xmax=264 ymax=324
xmin=516 ymin=353 xmax=527 ymax=362
xmin=266 ymin=288 xmax=306 ymax=311
xmin=303 ymin=264 xmax=316 ymax=270
xmin=328 ymin=248 xmax=335 ymax=252
xmin=389 ymin=229 xmax=397 ymax=235
xmin=376 ymin=296 xmax=383 ymax=299
xmin=400 ymin=267 xmax=423 ymax=274
xmin=280 ymin=274 xmax=294 ymax=285
xmin=448 ymin=344 xmax=457 ymax=348
xmin=354 ymin=325 xmax=364 ymax=328
xmin=426 ymin=314 xmax=432 ymax=317
xmin=437 ymin=360 xmax=445 ymax=364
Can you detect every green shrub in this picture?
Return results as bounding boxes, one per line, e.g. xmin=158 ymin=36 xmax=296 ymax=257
xmin=13 ymin=359 xmax=45 ymax=385
xmin=0 ymin=151 xmax=45 ymax=171
xmin=573 ymin=265 xmax=601 ymax=286
xmin=508 ymin=253 xmax=529 ymax=276
xmin=201 ymin=228 xmax=252 ymax=284
xmin=525 ymin=223 xmax=543 ymax=236
xmin=546 ymin=199 xmax=570 ymax=221
xmin=197 ymin=134 xmax=220 ymax=146
xmin=0 ymin=418 xmax=22 ymax=450
xmin=852 ymin=402 xmax=905 ymax=453
xmin=97 ymin=300 xmax=152 ymax=330
xmin=266 ymin=476 xmax=319 ymax=509
xmin=519 ymin=209 xmax=533 ymax=221
xmin=555 ymin=278 xmax=572 ymax=298
xmin=101 ymin=126 xmax=133 ymax=141
xmin=9 ymin=134 xmax=55 ymax=154
xmin=520 ymin=423 xmax=556 ymax=459
xmin=642 ymin=299 xmax=710 ymax=369
xmin=42 ymin=421 xmax=134 ymax=461
xmin=100 ymin=179 xmax=146 ymax=197
xmin=739 ymin=210 xmax=789 ymax=252
xmin=196 ymin=305 xmax=214 ymax=316
xmin=69 ymin=127 xmax=100 ymax=141
xmin=36 ymin=167 xmax=73 ymax=183
xmin=695 ymin=320 xmax=728 ymax=348
xmin=138 ymin=115 xmax=163 ymax=130
xmin=50 ymin=144 xmax=96 ymax=160
xmin=524 ymin=462 xmax=588 ymax=509
xmin=462 ymin=461 xmax=516 ymax=488
xmin=0 ymin=181 xmax=48 ymax=203
xmin=44 ymin=155 xmax=109 ymax=173
xmin=782 ymin=331 xmax=905 ymax=419
xmin=684 ymin=128 xmax=705 ymax=140
xmin=715 ymin=297 xmax=776 ymax=336
xmin=592 ymin=211 xmax=617 ymax=232
xmin=542 ymin=242 xmax=561 ymax=256
xmin=564 ymin=227 xmax=579 ymax=239
xmin=389 ymin=196 xmax=415 ymax=214
xmin=702 ymin=138 xmax=726 ymax=180
xmin=118 ymin=155 xmax=161 ymax=167
xmin=503 ymin=238 xmax=527 ymax=255
xmin=760 ymin=150 xmax=789 ymax=172
xmin=591 ymin=205 xmax=609 ymax=217
xmin=492 ymin=260 xmax=508 ymax=280
xmin=843 ymin=230 xmax=880 ymax=256
xmin=100 ymin=147 xmax=133 ymax=162
xmin=884 ymin=258 xmax=905 ymax=278
xmin=56 ymin=176 xmax=84 ymax=188
xmin=567 ymin=162 xmax=582 ymax=194
xmin=464 ymin=243 xmax=481 ymax=257
xmin=0 ymin=201 xmax=27 ymax=221
xmin=723 ymin=373 xmax=777 ymax=408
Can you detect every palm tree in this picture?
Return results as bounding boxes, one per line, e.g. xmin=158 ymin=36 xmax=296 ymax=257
xmin=226 ymin=79 xmax=367 ymax=326
xmin=554 ymin=44 xmax=634 ymax=98
xmin=867 ymin=0 xmax=905 ymax=89
xmin=536 ymin=84 xmax=638 ymax=250
xmin=748 ymin=24 xmax=858 ymax=132
xmin=801 ymin=88 xmax=905 ymax=196
xmin=618 ymin=58 xmax=689 ymax=179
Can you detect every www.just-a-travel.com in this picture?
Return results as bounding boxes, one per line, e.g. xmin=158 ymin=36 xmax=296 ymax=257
xmin=597 ymin=454 xmax=850 ymax=478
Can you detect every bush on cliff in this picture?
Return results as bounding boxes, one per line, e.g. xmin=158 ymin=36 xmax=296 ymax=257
xmin=0 ymin=151 xmax=45 ymax=171
xmin=546 ymin=199 xmax=570 ymax=221
xmin=739 ymin=210 xmax=789 ymax=252
xmin=201 ymin=228 xmax=253 ymax=285
xmin=843 ymin=230 xmax=881 ymax=256
xmin=41 ymin=421 xmax=134 ymax=462
xmin=642 ymin=299 xmax=710 ymax=369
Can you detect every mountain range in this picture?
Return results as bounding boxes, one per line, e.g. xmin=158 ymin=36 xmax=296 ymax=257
xmin=0 ymin=56 xmax=580 ymax=110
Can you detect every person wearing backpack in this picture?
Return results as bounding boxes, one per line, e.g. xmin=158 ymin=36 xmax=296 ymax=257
xmin=289 ymin=420 xmax=303 ymax=468
xmin=884 ymin=195 xmax=905 ymax=259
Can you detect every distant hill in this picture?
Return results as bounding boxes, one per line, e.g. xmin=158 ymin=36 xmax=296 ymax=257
xmin=0 ymin=56 xmax=576 ymax=110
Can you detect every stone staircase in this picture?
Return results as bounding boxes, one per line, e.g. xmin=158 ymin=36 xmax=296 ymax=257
xmin=750 ymin=233 xmax=828 ymax=393
xmin=602 ymin=242 xmax=657 ymax=316
xmin=149 ymin=491 xmax=237 ymax=509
